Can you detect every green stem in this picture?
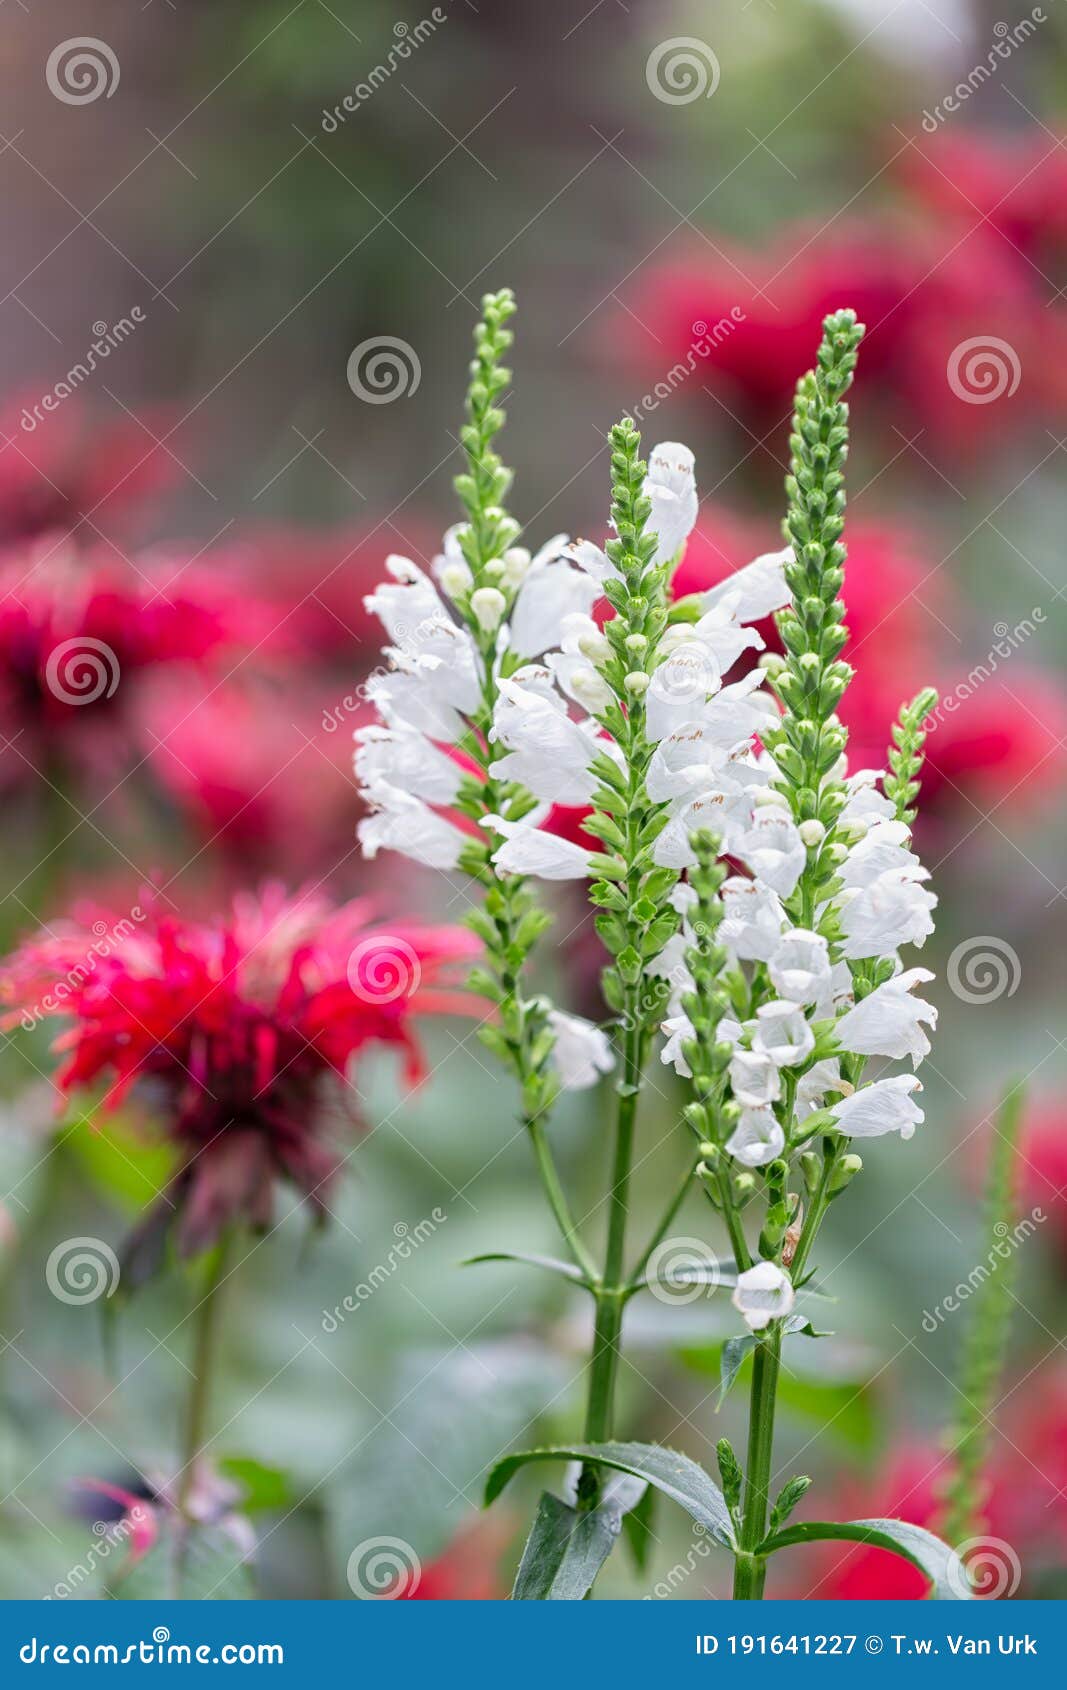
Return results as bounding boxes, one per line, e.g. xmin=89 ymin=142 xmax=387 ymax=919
xmin=732 ymin=1327 xmax=782 ymax=1598
xmin=527 ymin=1115 xmax=598 ymax=1282
xmin=178 ymin=1236 xmax=231 ymax=1518
xmin=579 ymin=1019 xmax=640 ymax=1483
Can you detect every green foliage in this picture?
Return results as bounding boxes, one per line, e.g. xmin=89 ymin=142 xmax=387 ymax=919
xmin=768 ymin=1474 xmax=812 ymax=1535
xmin=936 ymin=1083 xmax=1026 ymax=1550
xmin=757 ymin=1517 xmax=972 ymax=1601
xmin=511 ymin=1476 xmax=646 ymax=1600
xmin=486 ymin=1441 xmax=737 ymax=1551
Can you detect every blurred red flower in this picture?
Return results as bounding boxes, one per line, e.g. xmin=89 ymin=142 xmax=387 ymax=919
xmin=0 ymin=545 xmax=273 ymax=788
xmin=0 ymin=393 xmax=175 ymax=544
xmin=799 ymin=1369 xmax=1067 ymax=1598
xmin=142 ymin=677 xmax=360 ymax=881
xmin=627 ymin=217 xmax=1048 ymax=460
xmin=0 ymin=885 xmax=479 ymax=1266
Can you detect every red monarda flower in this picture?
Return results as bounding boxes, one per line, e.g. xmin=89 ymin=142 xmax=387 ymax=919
xmin=1 ymin=885 xmax=479 ymax=1268
xmin=0 ymin=392 xmax=175 ymax=544
xmin=0 ymin=546 xmax=271 ymax=787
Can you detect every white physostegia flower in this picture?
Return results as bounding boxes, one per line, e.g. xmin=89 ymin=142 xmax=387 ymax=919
xmin=739 ymin=808 xmax=806 ymax=898
xmin=751 ymin=1000 xmax=815 ymax=1068
xmin=354 ymin=723 xmax=463 ymax=806
xmin=509 ymin=538 xmax=599 ymax=656
xmin=481 ymin=815 xmax=590 ymax=880
xmin=726 ymin=1105 xmax=785 ymax=1167
xmin=732 ymin=1260 xmax=796 ymax=1331
xmin=546 ymin=1010 xmax=616 ymax=1090
xmin=489 ymin=676 xmax=603 ymax=805
xmin=357 ymin=779 xmax=467 ymax=870
xmin=699 ymin=546 xmax=792 ymax=623
xmin=834 ymin=968 xmax=937 ymax=1066
xmin=729 ymin=1049 xmax=782 ymax=1109
xmin=827 ymin=1074 xmax=925 ymax=1140
xmin=768 ymin=928 xmax=832 ymax=1006
xmin=837 ymin=866 xmax=937 ymax=960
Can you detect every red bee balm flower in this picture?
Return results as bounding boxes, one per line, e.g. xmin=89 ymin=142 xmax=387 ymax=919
xmin=1 ymin=885 xmax=479 ymax=1268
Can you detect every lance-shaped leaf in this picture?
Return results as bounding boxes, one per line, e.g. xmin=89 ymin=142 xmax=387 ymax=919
xmin=511 ymin=1474 xmax=644 ymax=1600
xmin=462 ymin=1251 xmax=592 ymax=1288
xmin=486 ymin=1440 xmax=736 ymax=1549
xmin=757 ymin=1517 xmax=973 ymax=1600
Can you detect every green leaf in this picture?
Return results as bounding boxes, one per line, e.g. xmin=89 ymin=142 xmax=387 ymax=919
xmin=217 ymin=1456 xmax=293 ymax=1513
xmin=486 ymin=1440 xmax=736 ymax=1549
xmin=462 ymin=1251 xmax=592 ymax=1287
xmin=758 ymin=1517 xmax=972 ymax=1600
xmin=620 ymin=1477 xmax=657 ymax=1574
xmin=718 ymin=1315 xmax=831 ymax=1409
xmin=511 ymin=1474 xmax=645 ymax=1600
xmin=65 ymin=1110 xmax=176 ymax=1213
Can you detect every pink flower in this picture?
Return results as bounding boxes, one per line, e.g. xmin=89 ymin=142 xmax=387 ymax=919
xmin=1 ymin=885 xmax=480 ymax=1265
xmin=626 ymin=218 xmax=1048 ymax=459
xmin=0 ymin=392 xmax=175 ymax=544
xmin=0 ymin=546 xmax=271 ymax=787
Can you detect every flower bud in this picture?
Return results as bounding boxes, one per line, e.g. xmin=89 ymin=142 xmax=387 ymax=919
xmin=798 ymin=819 xmax=826 ymax=848
xmin=829 ymin=1152 xmax=863 ymax=1195
xmin=625 ymin=632 xmax=648 ymax=654
xmin=440 ymin=561 xmax=473 ymax=599
xmin=502 ymin=546 xmax=531 ymax=587
xmin=470 ymin=586 xmax=506 ymax=631
xmin=624 ymin=671 xmax=650 ymax=696
xmin=578 ymin=630 xmax=611 ymax=666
